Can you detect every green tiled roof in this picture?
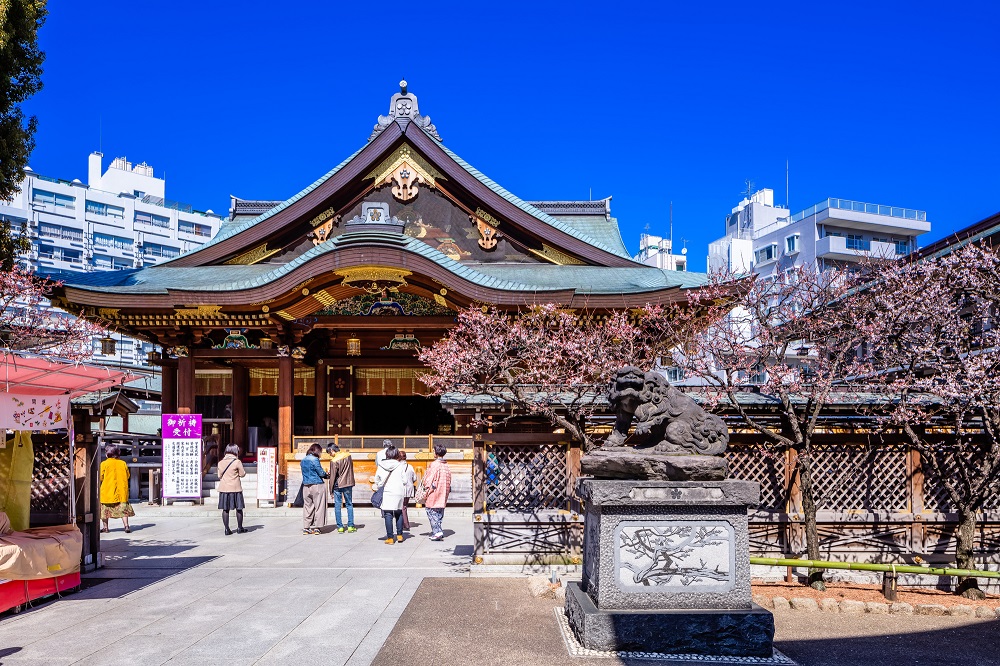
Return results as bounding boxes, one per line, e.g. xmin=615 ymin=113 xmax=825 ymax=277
xmin=56 ymin=232 xmax=706 ymax=297
xmin=424 ymin=131 xmax=634 ymax=260
xmin=160 ymin=146 xmax=366 ymax=262
xmin=543 ymin=214 xmax=631 ymax=258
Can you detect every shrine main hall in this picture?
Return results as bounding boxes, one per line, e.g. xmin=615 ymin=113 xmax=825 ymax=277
xmin=51 ymin=83 xmax=705 ymax=491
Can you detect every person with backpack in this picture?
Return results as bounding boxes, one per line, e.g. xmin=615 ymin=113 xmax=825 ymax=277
xmin=300 ymin=444 xmax=330 ymax=535
xmin=327 ymin=444 xmax=356 ymax=533
xmin=371 ymin=445 xmax=406 ymax=544
xmin=216 ymin=444 xmax=248 ymax=535
xmin=422 ymin=443 xmax=452 ymax=541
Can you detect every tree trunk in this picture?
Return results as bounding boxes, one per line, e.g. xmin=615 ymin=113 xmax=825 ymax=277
xmin=797 ymin=451 xmax=825 ymax=591
xmin=955 ymin=506 xmax=985 ymax=600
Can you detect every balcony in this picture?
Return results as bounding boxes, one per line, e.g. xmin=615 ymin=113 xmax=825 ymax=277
xmin=816 ymin=236 xmax=903 ymax=261
xmin=755 ymin=197 xmax=929 ymax=238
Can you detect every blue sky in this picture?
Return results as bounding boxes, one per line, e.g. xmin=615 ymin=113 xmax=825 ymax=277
xmin=24 ymin=1 xmax=1000 ymax=270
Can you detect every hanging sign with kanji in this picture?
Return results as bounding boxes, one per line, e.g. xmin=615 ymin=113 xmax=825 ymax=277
xmin=161 ymin=413 xmax=203 ymax=499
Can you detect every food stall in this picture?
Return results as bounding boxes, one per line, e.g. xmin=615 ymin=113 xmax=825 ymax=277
xmin=0 ymin=352 xmax=129 ymax=613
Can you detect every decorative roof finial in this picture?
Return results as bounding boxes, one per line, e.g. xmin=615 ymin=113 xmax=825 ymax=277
xmin=369 ymin=82 xmax=440 ymax=142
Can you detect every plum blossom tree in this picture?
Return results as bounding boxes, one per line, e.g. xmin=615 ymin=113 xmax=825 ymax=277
xmin=417 ymin=303 xmax=668 ymax=452
xmin=852 ymin=242 xmax=1000 ymax=599
xmin=0 ymin=265 xmax=101 ymax=362
xmin=660 ymin=265 xmax=869 ymax=590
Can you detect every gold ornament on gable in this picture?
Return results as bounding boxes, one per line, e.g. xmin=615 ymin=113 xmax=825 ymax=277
xmin=365 ymin=145 xmax=443 ymax=203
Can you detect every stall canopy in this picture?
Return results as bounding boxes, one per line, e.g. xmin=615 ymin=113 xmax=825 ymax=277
xmin=1 ymin=352 xmax=132 ymax=430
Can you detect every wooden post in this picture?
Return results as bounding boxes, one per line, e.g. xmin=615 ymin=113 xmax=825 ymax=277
xmin=177 ymin=356 xmax=195 ymax=415
xmin=161 ymin=364 xmax=177 ymax=416
xmin=472 ymin=436 xmax=486 ymax=513
xmin=909 ymin=445 xmax=926 ymax=554
xmin=232 ymin=365 xmax=249 ymax=451
xmin=314 ymin=363 xmax=327 ymax=437
xmin=278 ymin=356 xmax=294 ymax=474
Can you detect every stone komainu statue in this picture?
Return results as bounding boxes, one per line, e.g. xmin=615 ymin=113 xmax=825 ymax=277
xmin=605 ymin=366 xmax=728 ymax=456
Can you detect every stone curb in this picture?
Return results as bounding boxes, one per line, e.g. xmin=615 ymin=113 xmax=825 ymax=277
xmin=755 ymin=595 xmax=1000 ymax=618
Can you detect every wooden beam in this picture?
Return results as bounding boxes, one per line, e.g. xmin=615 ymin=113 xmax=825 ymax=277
xmin=278 ymin=355 xmax=294 ymax=475
xmin=177 ymin=356 xmax=195 ymax=415
xmin=232 ymin=365 xmax=249 ymax=451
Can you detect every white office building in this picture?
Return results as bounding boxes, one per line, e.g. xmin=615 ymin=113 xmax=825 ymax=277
xmin=0 ymin=152 xmax=223 ymax=367
xmin=634 ymin=233 xmax=687 ymax=271
xmin=707 ymin=188 xmax=930 ymax=276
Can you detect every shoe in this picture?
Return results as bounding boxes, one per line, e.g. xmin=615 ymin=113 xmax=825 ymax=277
xmin=434 ymin=532 xmax=444 ymax=539
xmin=337 ymin=527 xmax=345 ymax=533
xmin=225 ymin=528 xmax=234 ymax=536
xmin=310 ymin=528 xmax=322 ymax=535
xmin=99 ymin=527 xmax=109 ymax=533
xmin=346 ymin=526 xmax=357 ymax=533
xmin=124 ymin=527 xmax=132 ymax=534
xmin=429 ymin=535 xmax=443 ymax=541
xmin=303 ymin=529 xmax=312 ymax=536
xmin=384 ymin=537 xmax=395 ymax=545
xmin=236 ymin=527 xmax=248 ymax=534
xmin=396 ymin=535 xmax=404 ymax=543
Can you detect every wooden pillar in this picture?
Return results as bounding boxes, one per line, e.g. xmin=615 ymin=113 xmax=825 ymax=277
xmin=314 ymin=363 xmax=327 ymax=436
xmin=177 ymin=356 xmax=195 ymax=415
xmin=161 ymin=365 xmax=177 ymax=416
xmin=278 ymin=356 xmax=294 ymax=472
xmin=232 ymin=365 xmax=249 ymax=451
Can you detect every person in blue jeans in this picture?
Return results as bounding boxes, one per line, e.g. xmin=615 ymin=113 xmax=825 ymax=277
xmin=327 ymin=444 xmax=356 ymax=533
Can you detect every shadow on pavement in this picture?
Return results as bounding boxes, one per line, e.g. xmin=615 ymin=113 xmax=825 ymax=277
xmin=776 ymin=618 xmax=1000 ymax=666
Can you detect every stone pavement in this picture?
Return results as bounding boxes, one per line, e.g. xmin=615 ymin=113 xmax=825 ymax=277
xmin=0 ymin=509 xmax=472 ymax=665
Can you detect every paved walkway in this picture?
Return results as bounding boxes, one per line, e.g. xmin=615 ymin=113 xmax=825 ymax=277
xmin=0 ymin=510 xmax=471 ymax=665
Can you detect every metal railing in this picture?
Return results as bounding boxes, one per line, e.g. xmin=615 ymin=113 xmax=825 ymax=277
xmin=754 ymin=198 xmax=927 ymax=239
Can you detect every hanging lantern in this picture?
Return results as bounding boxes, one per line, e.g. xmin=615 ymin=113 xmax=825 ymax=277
xmin=145 ymin=350 xmax=162 ymax=365
xmin=99 ymin=336 xmax=117 ymax=355
xmin=346 ymin=334 xmax=361 ymax=356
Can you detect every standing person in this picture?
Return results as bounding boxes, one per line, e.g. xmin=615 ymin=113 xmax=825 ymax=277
xmin=398 ymin=450 xmax=417 ymax=532
xmin=423 ymin=443 xmax=452 ymax=541
xmin=328 ymin=444 xmax=356 ymax=533
xmin=217 ymin=444 xmax=247 ymax=535
xmin=99 ymin=445 xmax=134 ymax=533
xmin=300 ymin=444 xmax=329 ymax=535
xmin=371 ymin=445 xmax=406 ymax=544
xmin=375 ymin=439 xmax=392 ymax=466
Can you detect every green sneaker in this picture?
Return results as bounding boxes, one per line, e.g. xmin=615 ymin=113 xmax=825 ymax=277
xmin=337 ymin=527 xmax=345 ymax=533
xmin=346 ymin=526 xmax=357 ymax=533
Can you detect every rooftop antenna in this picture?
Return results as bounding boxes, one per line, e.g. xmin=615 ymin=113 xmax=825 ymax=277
xmin=669 ymin=201 xmax=674 ymax=252
xmin=786 ymin=160 xmax=789 ymax=210
xmin=99 ymin=115 xmax=102 ymax=154
xmin=589 ymin=187 xmax=592 ymax=201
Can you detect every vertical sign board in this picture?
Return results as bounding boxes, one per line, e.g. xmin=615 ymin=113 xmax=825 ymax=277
xmin=256 ymin=447 xmax=278 ymax=505
xmin=161 ymin=414 xmax=203 ymax=500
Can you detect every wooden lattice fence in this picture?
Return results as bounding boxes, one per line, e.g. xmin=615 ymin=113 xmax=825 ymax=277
xmin=727 ymin=441 xmax=1000 ymax=566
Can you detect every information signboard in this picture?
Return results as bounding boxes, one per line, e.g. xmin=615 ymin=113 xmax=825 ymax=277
xmin=161 ymin=413 xmax=203 ymax=500
xmin=256 ymin=447 xmax=278 ymax=505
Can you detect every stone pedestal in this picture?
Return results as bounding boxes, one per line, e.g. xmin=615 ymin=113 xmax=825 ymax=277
xmin=566 ymin=479 xmax=775 ymax=657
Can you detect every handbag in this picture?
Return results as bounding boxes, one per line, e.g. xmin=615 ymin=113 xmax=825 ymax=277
xmin=415 ymin=464 xmax=434 ymax=504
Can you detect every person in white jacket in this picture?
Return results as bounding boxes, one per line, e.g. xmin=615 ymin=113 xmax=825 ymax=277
xmin=372 ymin=445 xmax=407 ymax=544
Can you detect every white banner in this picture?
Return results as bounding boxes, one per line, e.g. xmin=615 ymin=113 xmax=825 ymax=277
xmin=0 ymin=393 xmax=69 ymax=431
xmin=257 ymin=447 xmax=277 ymax=503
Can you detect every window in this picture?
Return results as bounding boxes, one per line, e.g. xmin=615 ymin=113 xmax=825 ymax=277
xmin=134 ymin=190 xmax=146 ymax=199
xmin=93 ymin=232 xmax=132 ymax=250
xmin=94 ymin=255 xmax=133 ymax=270
xmin=665 ymin=367 xmax=685 ymax=383
xmin=86 ymin=200 xmax=125 ymax=219
xmin=37 ymin=244 xmax=81 ymax=263
xmin=895 ymin=239 xmax=910 ymax=255
xmin=754 ymin=243 xmax=778 ymax=264
xmin=32 ymin=189 xmax=75 ymax=209
xmin=785 ymin=234 xmax=800 ymax=254
xmin=846 ymin=234 xmax=868 ymax=251
xmin=38 ymin=222 xmax=82 ymax=242
xmin=178 ymin=220 xmax=211 ymax=237
xmin=143 ymin=242 xmax=179 ymax=258
xmin=135 ymin=210 xmax=170 ymax=228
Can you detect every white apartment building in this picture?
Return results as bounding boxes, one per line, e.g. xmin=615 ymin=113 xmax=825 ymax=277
xmin=707 ymin=188 xmax=930 ymax=276
xmin=634 ymin=233 xmax=688 ymax=271
xmin=0 ymin=152 xmax=223 ymax=367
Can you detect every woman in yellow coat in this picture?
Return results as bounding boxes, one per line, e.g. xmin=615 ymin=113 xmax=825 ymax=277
xmin=100 ymin=445 xmax=134 ymax=533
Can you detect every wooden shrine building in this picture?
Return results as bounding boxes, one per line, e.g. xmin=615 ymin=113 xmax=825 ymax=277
xmin=48 ymin=82 xmax=706 ymax=496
